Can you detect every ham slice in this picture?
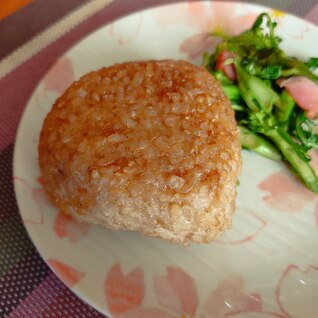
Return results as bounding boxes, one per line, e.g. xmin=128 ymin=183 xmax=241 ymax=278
xmin=277 ymin=76 xmax=318 ymax=119
xmin=216 ymin=50 xmax=236 ymax=81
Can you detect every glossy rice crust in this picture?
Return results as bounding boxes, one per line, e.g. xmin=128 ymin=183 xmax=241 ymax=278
xmin=39 ymin=60 xmax=241 ymax=244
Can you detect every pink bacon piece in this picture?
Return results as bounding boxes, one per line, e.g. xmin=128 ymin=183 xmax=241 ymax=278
xmin=277 ymin=76 xmax=318 ymax=119
xmin=216 ymin=50 xmax=236 ymax=81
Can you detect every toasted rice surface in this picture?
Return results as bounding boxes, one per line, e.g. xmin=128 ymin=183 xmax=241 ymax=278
xmin=39 ymin=60 xmax=241 ymax=244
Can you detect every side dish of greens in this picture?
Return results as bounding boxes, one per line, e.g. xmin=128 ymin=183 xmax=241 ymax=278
xmin=203 ymin=13 xmax=318 ymax=193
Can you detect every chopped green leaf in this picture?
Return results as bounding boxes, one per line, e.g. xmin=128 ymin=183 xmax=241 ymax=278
xmin=294 ymin=110 xmax=318 ymax=151
xmin=306 ymin=57 xmax=318 ymax=71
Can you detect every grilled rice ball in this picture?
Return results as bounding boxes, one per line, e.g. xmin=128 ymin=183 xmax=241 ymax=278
xmin=39 ymin=60 xmax=241 ymax=244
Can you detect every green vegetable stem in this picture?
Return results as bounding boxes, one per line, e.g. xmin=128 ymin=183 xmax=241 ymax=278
xmin=265 ymin=128 xmax=318 ymax=193
xmin=239 ymin=125 xmax=281 ymax=160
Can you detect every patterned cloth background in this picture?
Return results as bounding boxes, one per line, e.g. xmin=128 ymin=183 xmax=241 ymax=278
xmin=0 ymin=0 xmax=317 ymax=317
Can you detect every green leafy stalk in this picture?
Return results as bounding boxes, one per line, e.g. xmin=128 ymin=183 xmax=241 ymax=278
xmin=280 ymin=58 xmax=318 ymax=84
xmin=235 ymin=62 xmax=280 ymax=114
xmin=221 ymin=84 xmax=241 ymax=102
xmin=265 ymin=128 xmax=318 ymax=193
xmin=239 ymin=125 xmax=281 ymax=160
xmin=275 ymin=89 xmax=295 ymax=124
xmin=251 ymin=13 xmax=279 ymax=47
xmin=211 ymin=70 xmax=233 ymax=84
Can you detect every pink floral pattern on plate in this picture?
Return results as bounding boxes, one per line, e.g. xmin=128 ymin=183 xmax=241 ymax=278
xmin=47 ymin=258 xmax=85 ymax=287
xmin=227 ymin=312 xmax=286 ymax=318
xmin=202 ymin=276 xmax=261 ymax=318
xmin=276 ymin=265 xmax=318 ymax=318
xmin=153 ymin=266 xmax=198 ymax=317
xmin=54 ymin=210 xmax=90 ymax=242
xmin=13 ymin=176 xmax=47 ymax=225
xmin=43 ymin=56 xmax=74 ymax=94
xmin=258 ymin=150 xmax=318 ymax=227
xmin=105 ymin=262 xmax=318 ymax=318
xmin=104 ymin=263 xmax=264 ymax=317
xmin=104 ymin=263 xmax=145 ymax=316
xmin=108 ymin=14 xmax=143 ymax=45
xmin=258 ymin=172 xmax=315 ymax=212
xmin=215 ymin=212 xmax=267 ymax=244
xmin=177 ymin=2 xmax=258 ymax=60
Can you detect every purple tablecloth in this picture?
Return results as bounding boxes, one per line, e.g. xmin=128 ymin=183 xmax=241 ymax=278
xmin=0 ymin=0 xmax=317 ymax=317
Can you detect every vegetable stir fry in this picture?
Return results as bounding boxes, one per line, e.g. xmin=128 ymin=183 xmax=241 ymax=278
xmin=204 ymin=13 xmax=318 ymax=193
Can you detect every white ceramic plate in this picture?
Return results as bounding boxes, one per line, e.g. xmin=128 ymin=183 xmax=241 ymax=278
xmin=14 ymin=2 xmax=318 ymax=317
